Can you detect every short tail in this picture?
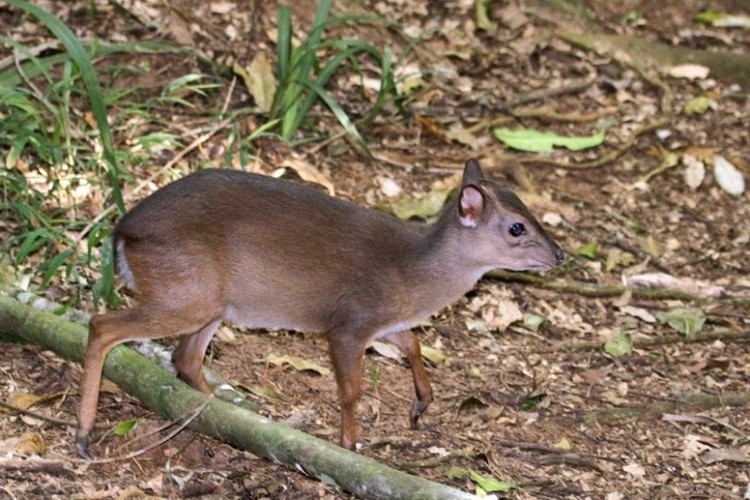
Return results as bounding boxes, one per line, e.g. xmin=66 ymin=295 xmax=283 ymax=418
xmin=114 ymin=235 xmax=136 ymax=290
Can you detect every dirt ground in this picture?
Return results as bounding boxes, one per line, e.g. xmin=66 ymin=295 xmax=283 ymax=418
xmin=1 ymin=0 xmax=749 ymax=498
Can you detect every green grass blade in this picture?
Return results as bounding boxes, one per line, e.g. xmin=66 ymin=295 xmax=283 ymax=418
xmin=40 ymin=249 xmax=74 ymax=290
xmin=5 ymin=0 xmax=125 ymax=213
xmin=307 ymin=82 xmax=370 ymax=156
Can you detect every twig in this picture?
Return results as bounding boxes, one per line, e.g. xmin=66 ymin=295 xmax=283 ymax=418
xmin=486 ymin=269 xmax=750 ymax=308
xmin=576 ymin=392 xmax=750 ymax=424
xmin=85 ymin=397 xmax=210 ymax=464
xmin=0 ymin=400 xmax=78 ymax=428
xmin=527 ymin=329 xmax=750 ymax=355
xmin=0 ymin=459 xmax=73 ymax=477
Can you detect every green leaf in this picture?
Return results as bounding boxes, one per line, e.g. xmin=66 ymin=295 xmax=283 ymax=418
xmin=474 ymin=0 xmax=497 ymax=32
xmin=40 ymin=249 xmax=74 ymax=289
xmin=493 ymin=127 xmax=605 ymax=153
xmin=684 ymin=96 xmax=712 ymax=115
xmin=420 ymin=344 xmax=449 ymax=367
xmin=519 ymin=393 xmax=545 ymax=411
xmin=468 ymin=470 xmax=517 ymax=493
xmin=522 ymin=312 xmax=545 ymax=333
xmin=604 ymin=330 xmax=632 ymax=357
xmin=694 ymin=10 xmax=723 ymax=24
xmin=656 ymin=308 xmax=706 ymax=337
xmin=112 ymin=419 xmax=137 ymax=437
xmin=575 ymin=240 xmax=599 ymax=259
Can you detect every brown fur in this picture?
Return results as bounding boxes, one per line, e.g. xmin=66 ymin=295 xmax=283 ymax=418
xmin=75 ymin=159 xmax=563 ymax=457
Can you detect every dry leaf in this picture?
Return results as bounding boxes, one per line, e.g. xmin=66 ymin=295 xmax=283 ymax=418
xmin=713 ymin=155 xmax=745 ymax=196
xmin=618 ymin=305 xmax=656 ymax=323
xmin=622 ymin=462 xmax=646 ymax=478
xmin=445 ymin=122 xmax=481 ymax=149
xmin=239 ymin=52 xmax=277 ymax=113
xmin=377 ymin=176 xmax=402 ymax=198
xmin=265 ymin=354 xmax=331 ymax=376
xmin=701 ymin=447 xmax=749 ymax=464
xmin=682 ymin=154 xmax=705 ymax=190
xmin=8 ymin=391 xmax=44 ymax=410
xmin=668 ymin=64 xmax=710 ymax=80
xmin=281 ymin=158 xmax=335 ymax=195
xmin=370 ymin=340 xmax=402 ymax=360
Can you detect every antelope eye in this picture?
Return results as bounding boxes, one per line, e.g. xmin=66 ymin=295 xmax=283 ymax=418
xmin=509 ymin=222 xmax=525 ymax=237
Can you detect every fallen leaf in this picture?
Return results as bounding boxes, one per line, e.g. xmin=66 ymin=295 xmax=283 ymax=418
xmin=14 ymin=432 xmax=45 ymax=456
xmin=265 ymin=354 xmax=331 ymax=376
xmin=521 ymin=312 xmax=545 ymax=333
xmin=656 ymin=308 xmax=706 ymax=337
xmin=623 ymin=462 xmax=645 ymax=478
xmin=7 ymin=391 xmax=44 ymax=410
xmin=377 ymin=176 xmax=402 ymax=198
xmin=619 ymin=305 xmax=656 ymax=323
xmin=684 ymin=96 xmax=713 ymax=115
xmin=639 ymin=234 xmax=663 ymax=258
xmin=112 ymin=419 xmax=138 ymax=437
xmin=487 ymin=299 xmax=523 ymax=331
xmin=474 ymin=0 xmax=497 ymax=32
xmin=554 ymin=437 xmax=571 ymax=450
xmin=604 ymin=330 xmax=632 ymax=357
xmin=683 ymin=434 xmax=712 ymax=459
xmin=281 ymin=158 xmax=335 ymax=195
xmin=445 ymin=122 xmax=481 ymax=149
xmin=249 ymin=384 xmax=285 ymax=403
xmin=575 ymin=240 xmax=599 ymax=259
xmin=240 ymin=52 xmax=277 ymax=113
xmin=210 ymin=2 xmax=235 ymax=14
xmin=390 ymin=188 xmax=451 ymax=220
xmin=370 ymin=340 xmax=402 ymax=360
xmin=713 ymin=155 xmax=745 ymax=196
xmin=468 ymin=366 xmax=486 ymax=381
xmin=420 ymin=344 xmax=449 ymax=366
xmin=682 ymin=154 xmax=706 ymax=190
xmin=493 ymin=127 xmax=605 ymax=153
xmin=468 ymin=470 xmax=517 ymax=493
xmin=668 ymin=64 xmax=710 ymax=80
xmin=701 ymin=447 xmax=749 ymax=464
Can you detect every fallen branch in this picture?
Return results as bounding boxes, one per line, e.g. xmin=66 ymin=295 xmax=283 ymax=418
xmin=576 ymin=391 xmax=750 ymax=424
xmin=0 ymin=296 xmax=476 ymax=500
xmin=10 ymin=289 xmax=258 ymax=412
xmin=486 ymin=270 xmax=750 ymax=308
xmin=527 ymin=329 xmax=750 ymax=355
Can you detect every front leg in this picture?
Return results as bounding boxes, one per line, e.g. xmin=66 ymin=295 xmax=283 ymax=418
xmin=328 ymin=334 xmax=367 ymax=450
xmin=382 ymin=330 xmax=433 ymax=429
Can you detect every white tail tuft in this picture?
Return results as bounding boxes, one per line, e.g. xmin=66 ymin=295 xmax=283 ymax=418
xmin=116 ymin=238 xmax=136 ymax=290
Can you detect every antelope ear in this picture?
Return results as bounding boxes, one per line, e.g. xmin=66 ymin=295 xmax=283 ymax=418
xmin=462 ymin=158 xmax=485 ymax=186
xmin=458 ymin=185 xmax=484 ymax=228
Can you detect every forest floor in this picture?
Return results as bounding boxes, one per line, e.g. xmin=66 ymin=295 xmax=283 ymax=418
xmin=1 ymin=0 xmax=749 ymax=498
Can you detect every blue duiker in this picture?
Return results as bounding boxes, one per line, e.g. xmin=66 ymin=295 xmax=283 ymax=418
xmin=76 ymin=158 xmax=563 ymax=458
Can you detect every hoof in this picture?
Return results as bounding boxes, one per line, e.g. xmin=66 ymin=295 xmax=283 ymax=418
xmin=75 ymin=435 xmax=92 ymax=460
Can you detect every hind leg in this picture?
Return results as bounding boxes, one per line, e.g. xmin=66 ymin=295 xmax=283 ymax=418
xmin=76 ymin=306 xmax=220 ymax=459
xmin=172 ymin=319 xmax=221 ymax=395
